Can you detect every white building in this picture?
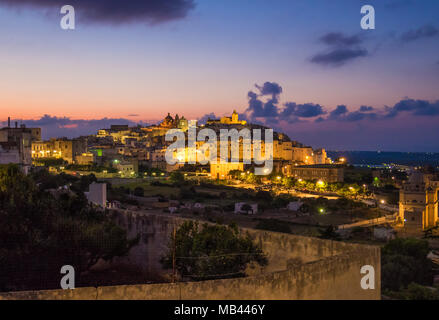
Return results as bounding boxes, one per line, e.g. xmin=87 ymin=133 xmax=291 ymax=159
xmin=86 ymin=183 xmax=107 ymax=208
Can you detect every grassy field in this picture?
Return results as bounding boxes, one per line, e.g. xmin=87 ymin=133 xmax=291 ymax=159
xmin=114 ymin=179 xmax=255 ymax=202
xmin=123 ymin=181 xmax=179 ymax=197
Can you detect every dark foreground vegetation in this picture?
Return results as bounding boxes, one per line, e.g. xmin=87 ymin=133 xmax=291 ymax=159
xmin=0 ymin=165 xmax=138 ymax=292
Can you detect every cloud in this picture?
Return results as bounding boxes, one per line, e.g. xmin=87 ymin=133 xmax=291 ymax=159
xmin=311 ymin=48 xmax=368 ymax=67
xmin=245 ymin=82 xmax=283 ymax=119
xmin=400 ymin=25 xmax=439 ymax=42
xmin=255 ymin=82 xmax=283 ymax=99
xmin=359 ymin=106 xmax=374 ymax=112
xmin=319 ymin=32 xmax=362 ymax=47
xmin=282 ymin=102 xmax=326 ymax=118
xmin=344 ymin=111 xmax=378 ymax=122
xmin=0 ymin=0 xmax=195 ymax=25
xmin=197 ymin=112 xmax=217 ymax=124
xmin=1 ymin=115 xmax=137 ymax=139
xmin=326 ymin=106 xmax=378 ymax=122
xmin=320 ymin=99 xmax=439 ymax=123
xmin=243 ymin=82 xmax=439 ymax=127
xmin=310 ymin=32 xmax=369 ymax=67
xmin=384 ymin=99 xmax=439 ymax=118
xmin=328 ymin=105 xmax=348 ymax=119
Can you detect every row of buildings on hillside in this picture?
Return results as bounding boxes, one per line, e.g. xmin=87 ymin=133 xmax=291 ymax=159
xmin=1 ymin=112 xmax=344 ymax=182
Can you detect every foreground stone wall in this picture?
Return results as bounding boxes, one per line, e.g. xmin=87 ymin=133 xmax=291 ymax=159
xmin=107 ymin=211 xmax=364 ymax=275
xmin=0 ymin=212 xmax=381 ymax=300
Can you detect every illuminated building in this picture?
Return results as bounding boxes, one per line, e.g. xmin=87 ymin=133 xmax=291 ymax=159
xmin=399 ymin=171 xmax=439 ymax=231
xmin=32 ymin=138 xmax=87 ymax=164
xmin=284 ymin=164 xmax=344 ymax=183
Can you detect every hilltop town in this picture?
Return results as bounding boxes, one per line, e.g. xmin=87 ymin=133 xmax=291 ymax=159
xmin=0 ymin=111 xmax=339 ymax=180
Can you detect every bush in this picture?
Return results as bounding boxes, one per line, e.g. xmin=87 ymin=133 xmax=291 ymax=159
xmin=382 ymin=238 xmax=433 ymax=291
xmin=386 ymin=283 xmax=439 ymax=300
xmin=0 ymin=165 xmax=138 ymax=292
xmin=133 ymin=186 xmax=144 ymax=197
xmin=161 ymin=221 xmax=267 ymax=281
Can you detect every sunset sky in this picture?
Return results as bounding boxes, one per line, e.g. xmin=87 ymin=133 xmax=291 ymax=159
xmin=0 ymin=0 xmax=438 ymax=151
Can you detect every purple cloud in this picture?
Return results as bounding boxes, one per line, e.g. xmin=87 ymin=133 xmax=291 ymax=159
xmin=0 ymin=0 xmax=195 ymax=25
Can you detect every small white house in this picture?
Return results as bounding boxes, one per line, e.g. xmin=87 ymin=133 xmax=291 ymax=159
xmin=235 ymin=202 xmax=258 ymax=215
xmin=86 ymin=182 xmax=107 ymax=208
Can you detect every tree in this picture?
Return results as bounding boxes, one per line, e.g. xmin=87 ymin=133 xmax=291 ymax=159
xmin=381 ymin=238 xmax=433 ymax=291
xmin=161 ymin=221 xmax=267 ymax=281
xmin=0 ymin=165 xmax=138 ymax=291
xmin=388 ymin=283 xmax=439 ymax=300
xmin=170 ymin=171 xmax=185 ymax=184
xmin=133 ymin=186 xmax=144 ymax=197
xmin=318 ymin=225 xmax=340 ymax=240
xmin=255 ymin=190 xmax=272 ymax=203
xmin=282 ymin=177 xmax=295 ymax=188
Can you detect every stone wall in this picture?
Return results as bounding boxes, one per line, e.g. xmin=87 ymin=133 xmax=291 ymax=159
xmin=107 ymin=211 xmax=364 ymax=275
xmin=0 ymin=212 xmax=381 ymax=300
